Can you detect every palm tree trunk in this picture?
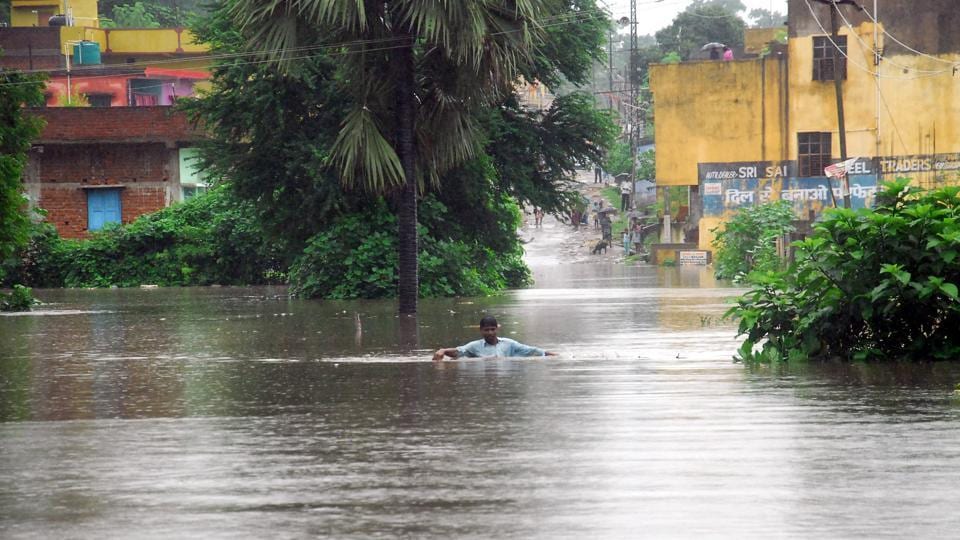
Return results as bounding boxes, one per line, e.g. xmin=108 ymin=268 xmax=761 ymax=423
xmin=395 ymin=35 xmax=418 ymax=314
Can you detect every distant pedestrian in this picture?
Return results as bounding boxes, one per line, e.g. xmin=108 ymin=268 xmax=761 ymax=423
xmin=533 ymin=207 xmax=544 ymax=227
xmin=622 ymin=229 xmax=631 ymax=255
xmin=723 ymin=46 xmax=733 ymax=61
xmin=600 ymin=213 xmax=612 ymax=243
xmin=620 ymin=182 xmax=631 ymax=211
xmin=594 ymin=164 xmax=603 ymax=183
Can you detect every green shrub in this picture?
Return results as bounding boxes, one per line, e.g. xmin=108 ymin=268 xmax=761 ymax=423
xmin=712 ymin=200 xmax=795 ymax=281
xmin=729 ymin=179 xmax=960 ymax=362
xmin=289 ymin=197 xmax=530 ymax=299
xmin=0 ymin=285 xmax=36 ymax=311
xmin=1 ymin=186 xmax=283 ymax=288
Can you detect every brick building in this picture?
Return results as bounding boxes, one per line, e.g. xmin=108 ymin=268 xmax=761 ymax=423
xmin=23 ymin=107 xmax=204 ymax=238
xmin=1 ymin=0 xmax=213 ymax=239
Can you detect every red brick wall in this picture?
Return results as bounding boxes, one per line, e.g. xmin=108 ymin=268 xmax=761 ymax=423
xmin=30 ymin=107 xmax=202 ymax=144
xmin=0 ymin=28 xmax=62 ymax=72
xmin=122 ymin=187 xmax=168 ymax=226
xmin=39 ymin=187 xmax=88 ymax=239
xmin=29 ymin=143 xmax=174 ymax=239
xmin=40 ymin=185 xmax=170 ymax=239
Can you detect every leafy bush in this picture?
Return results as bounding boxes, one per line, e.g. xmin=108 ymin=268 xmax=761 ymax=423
xmin=2 ymin=186 xmax=284 ymax=288
xmin=0 ymin=285 xmax=36 ymax=311
xmin=289 ymin=197 xmax=530 ymax=299
xmin=729 ymin=180 xmax=960 ymax=362
xmin=712 ymin=200 xmax=795 ymax=281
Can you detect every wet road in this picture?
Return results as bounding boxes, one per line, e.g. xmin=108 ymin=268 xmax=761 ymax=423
xmin=2 ymin=226 xmax=960 ymax=537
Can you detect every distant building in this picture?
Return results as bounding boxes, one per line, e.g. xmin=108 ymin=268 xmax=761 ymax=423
xmin=650 ymin=0 xmax=960 ymax=251
xmin=23 ymin=108 xmax=204 ymax=237
xmin=1 ymin=0 xmax=212 ymax=238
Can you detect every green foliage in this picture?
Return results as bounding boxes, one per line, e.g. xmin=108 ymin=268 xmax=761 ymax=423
xmin=600 ymin=143 xmax=653 ymax=180
xmin=99 ymin=1 xmax=198 ymax=27
xmin=0 ymin=285 xmax=36 ymax=312
xmin=101 ymin=2 xmax=161 ymax=27
xmin=729 ymin=180 xmax=960 ymax=362
xmin=289 ymin=197 xmax=530 ymax=299
xmin=97 ymin=0 xmax=207 ymax=28
xmin=482 ymin=93 xmax=618 ymax=216
xmin=712 ymin=200 xmax=795 ymax=281
xmin=56 ymin=89 xmax=90 ymax=107
xmin=522 ymin=0 xmax=610 ymax=88
xmin=660 ymin=52 xmax=682 ymax=64
xmin=2 ymin=187 xmax=283 ymax=288
xmin=183 ymin=0 xmax=613 ymax=301
xmin=0 ymin=69 xmax=46 ymax=282
xmin=604 ymin=141 xmax=631 ymax=177
xmin=655 ymin=3 xmax=745 ymax=60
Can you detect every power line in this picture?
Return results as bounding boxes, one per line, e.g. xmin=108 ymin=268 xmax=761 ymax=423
xmin=856 ymin=3 xmax=959 ymax=66
xmin=804 ymin=0 xmax=910 ymax=153
xmin=4 ymin=8 xmax=611 ymax=78
xmin=0 ymin=9 xmax=613 ymax=89
xmin=802 ymin=0 xmax=951 ymax=81
xmin=832 ymin=5 xmax=948 ymax=75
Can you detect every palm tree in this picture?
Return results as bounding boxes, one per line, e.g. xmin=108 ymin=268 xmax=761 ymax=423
xmin=230 ymin=0 xmax=546 ymax=313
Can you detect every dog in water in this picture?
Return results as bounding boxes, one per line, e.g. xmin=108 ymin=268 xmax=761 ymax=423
xmin=591 ymin=239 xmax=609 ymax=255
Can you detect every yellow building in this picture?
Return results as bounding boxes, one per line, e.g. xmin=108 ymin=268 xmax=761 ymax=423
xmin=650 ymin=0 xmax=960 ymax=251
xmin=6 ymin=0 xmax=207 ymax=69
xmin=10 ymin=0 xmax=98 ymax=27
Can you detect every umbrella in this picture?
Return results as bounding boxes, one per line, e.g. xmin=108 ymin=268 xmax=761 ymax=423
xmin=598 ymin=207 xmax=619 ymax=214
xmin=700 ymin=42 xmax=726 ymax=51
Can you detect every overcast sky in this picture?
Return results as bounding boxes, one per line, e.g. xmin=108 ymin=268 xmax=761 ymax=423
xmin=604 ymin=0 xmax=789 ymax=36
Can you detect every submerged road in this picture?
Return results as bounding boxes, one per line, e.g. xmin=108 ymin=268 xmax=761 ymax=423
xmin=2 ymin=175 xmax=960 ymax=538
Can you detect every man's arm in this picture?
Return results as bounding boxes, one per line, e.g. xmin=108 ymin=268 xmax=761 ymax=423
xmin=508 ymin=340 xmax=557 ymax=357
xmin=432 ymin=348 xmax=460 ymax=362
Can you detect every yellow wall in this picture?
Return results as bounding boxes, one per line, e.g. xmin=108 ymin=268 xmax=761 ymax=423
xmin=650 ymin=55 xmax=789 ymax=188
xmin=651 ymin=20 xmax=960 ymax=251
xmin=11 ymin=0 xmax=98 ymax=27
xmin=58 ymin=27 xmax=209 ymax=66
xmin=788 ymin=22 xmax=960 ymax=184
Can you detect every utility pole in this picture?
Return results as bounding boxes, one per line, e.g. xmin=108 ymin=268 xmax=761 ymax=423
xmin=815 ymin=0 xmax=854 ymax=208
xmin=629 ymin=0 xmax=638 ymax=213
xmin=608 ymin=26 xmax=614 ymax=110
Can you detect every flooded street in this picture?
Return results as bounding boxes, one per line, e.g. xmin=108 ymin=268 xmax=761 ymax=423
xmin=3 ymin=217 xmax=960 ymax=538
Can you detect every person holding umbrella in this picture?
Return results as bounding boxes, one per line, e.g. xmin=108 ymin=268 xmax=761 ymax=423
xmin=701 ymin=42 xmax=726 ymax=60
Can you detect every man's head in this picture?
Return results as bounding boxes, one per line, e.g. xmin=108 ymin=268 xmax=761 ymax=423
xmin=479 ymin=315 xmax=499 ymax=344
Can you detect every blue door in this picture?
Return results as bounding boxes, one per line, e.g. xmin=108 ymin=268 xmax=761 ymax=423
xmin=87 ymin=189 xmax=122 ymax=231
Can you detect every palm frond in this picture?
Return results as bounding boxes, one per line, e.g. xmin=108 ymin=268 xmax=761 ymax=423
xmin=330 ymin=107 xmax=406 ymax=191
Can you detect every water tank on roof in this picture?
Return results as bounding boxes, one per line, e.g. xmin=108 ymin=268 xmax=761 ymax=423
xmin=73 ymin=41 xmax=101 ymax=65
xmin=48 ymin=14 xmax=67 ymax=26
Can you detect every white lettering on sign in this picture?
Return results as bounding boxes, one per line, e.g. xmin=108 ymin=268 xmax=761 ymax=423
xmin=724 ymin=189 xmax=755 ymax=205
xmin=764 ymin=165 xmax=788 ymax=178
xmin=880 ymin=158 xmax=933 ymax=173
xmin=679 ymin=250 xmax=709 ymax=265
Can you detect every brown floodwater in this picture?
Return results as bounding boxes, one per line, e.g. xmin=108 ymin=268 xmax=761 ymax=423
xmin=2 ymin=262 xmax=960 ymax=538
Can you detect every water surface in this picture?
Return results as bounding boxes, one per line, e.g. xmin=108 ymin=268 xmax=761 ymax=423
xmin=2 ymin=264 xmax=960 ymax=538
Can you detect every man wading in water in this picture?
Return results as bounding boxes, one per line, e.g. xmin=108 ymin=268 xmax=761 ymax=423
xmin=433 ymin=316 xmax=557 ymax=361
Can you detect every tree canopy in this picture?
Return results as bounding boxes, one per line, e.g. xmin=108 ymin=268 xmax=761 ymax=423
xmin=182 ymin=0 xmax=617 ymax=301
xmin=655 ymin=3 xmax=746 ymax=60
xmin=0 ymin=69 xmax=45 ymax=276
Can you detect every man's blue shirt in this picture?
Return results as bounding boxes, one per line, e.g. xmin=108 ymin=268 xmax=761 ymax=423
xmin=456 ymin=338 xmax=545 ymax=358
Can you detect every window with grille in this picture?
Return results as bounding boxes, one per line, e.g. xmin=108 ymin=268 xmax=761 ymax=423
xmin=798 ymin=132 xmax=832 ymax=177
xmin=813 ymin=36 xmax=847 ymax=81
